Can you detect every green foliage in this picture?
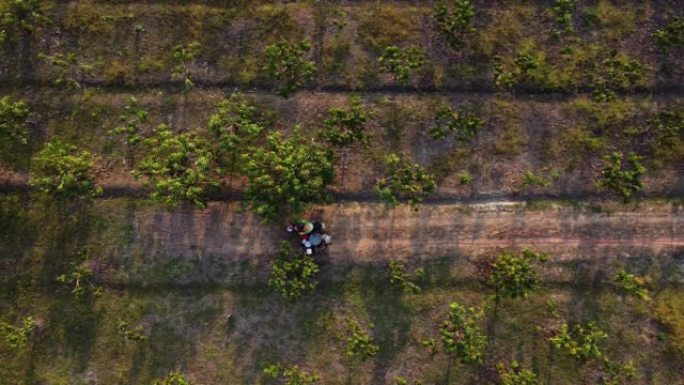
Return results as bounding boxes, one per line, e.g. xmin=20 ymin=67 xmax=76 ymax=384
xmin=638 ymin=109 xmax=684 ymax=165
xmin=522 ymin=170 xmax=557 ymax=188
xmin=611 ymin=267 xmax=650 ymax=301
xmin=0 ymin=95 xmax=30 ymax=166
xmin=653 ymin=288 xmax=684 ymax=358
xmin=458 ymin=171 xmax=472 ymax=185
xmin=241 ymin=128 xmax=335 ymax=219
xmin=489 ymin=250 xmax=549 ymax=302
xmin=595 ymin=152 xmax=645 ymax=203
xmin=496 ymin=361 xmax=539 ymax=385
xmin=207 ymin=93 xmax=264 ymax=173
xmin=108 ymin=97 xmax=148 ymax=168
xmin=388 ymin=259 xmax=425 ymax=294
xmin=263 ymin=39 xmax=317 ymax=98
xmin=263 ymin=364 xmax=320 ymax=385
xmin=375 ymin=154 xmax=436 ymax=210
xmin=599 ymin=358 xmax=637 ymax=385
xmin=393 ymin=376 xmax=423 ymax=385
xmin=39 ymin=52 xmax=94 ymax=90
xmin=269 ymin=242 xmax=319 ymax=300
xmin=345 ymin=319 xmax=379 ymax=360
xmin=551 ymin=0 xmax=577 ymax=39
xmin=171 ymin=41 xmax=202 ymax=92
xmin=378 ymin=45 xmax=427 ymax=85
xmin=653 ymin=17 xmax=684 ymax=51
xmin=153 ymin=371 xmax=190 ymax=385
xmin=320 ymin=96 xmax=374 ymax=147
xmin=428 ymin=104 xmax=484 ymax=140
xmin=118 ymin=319 xmax=147 ymax=342
xmin=30 ymin=139 xmax=102 ymax=202
xmin=133 ymin=124 xmax=221 ymax=209
xmin=56 ymin=263 xmax=103 ymax=298
xmin=439 ymin=302 xmax=487 ymax=364
xmin=0 ymin=316 xmax=34 ymax=350
xmin=591 ymin=54 xmax=643 ymax=102
xmin=433 ymin=0 xmax=475 ymax=50
xmin=0 ymin=0 xmax=46 ymax=43
xmin=549 ymin=322 xmax=608 ymax=362
xmin=492 ymin=55 xmax=515 ymax=90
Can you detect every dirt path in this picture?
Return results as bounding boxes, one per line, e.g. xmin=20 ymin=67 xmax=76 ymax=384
xmin=131 ymin=200 xmax=684 ymax=264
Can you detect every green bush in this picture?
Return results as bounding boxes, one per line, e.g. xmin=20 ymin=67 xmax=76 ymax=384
xmin=428 ymin=104 xmax=484 ymax=140
xmin=0 ymin=0 xmax=46 ymax=43
xmin=375 ymin=154 xmax=436 ymax=210
xmin=638 ymin=109 xmax=684 ymax=166
xmin=153 ymin=371 xmax=190 ymax=385
xmin=591 ymin=54 xmax=643 ymax=102
xmin=549 ymin=322 xmax=608 ymax=362
xmin=0 ymin=316 xmax=34 ymax=350
xmin=118 ymin=319 xmax=147 ymax=342
xmin=653 ymin=17 xmax=684 ymax=51
xmin=56 ymin=263 xmax=103 ymax=299
xmin=599 ymin=358 xmax=637 ymax=385
xmin=263 ymin=364 xmax=320 ymax=385
xmin=388 ymin=260 xmax=425 ymax=294
xmin=653 ymin=288 xmax=684 ymax=358
xmin=433 ymin=0 xmax=476 ymax=50
xmin=551 ymin=0 xmax=577 ymax=39
xmin=108 ymin=96 xmax=148 ymax=169
xmin=133 ymin=124 xmax=221 ymax=209
xmin=171 ymin=41 xmax=202 ymax=92
xmin=0 ymin=95 xmax=30 ymax=167
xmin=439 ymin=302 xmax=487 ymax=364
xmin=30 ymin=139 xmax=102 ymax=202
xmin=489 ymin=249 xmax=549 ymax=302
xmin=263 ymin=39 xmax=317 ymax=98
xmin=39 ymin=52 xmax=94 ymax=90
xmin=496 ymin=361 xmax=539 ymax=385
xmin=241 ymin=128 xmax=335 ymax=220
xmin=458 ymin=171 xmax=472 ymax=185
xmin=345 ymin=319 xmax=379 ymax=360
xmin=320 ymin=96 xmax=374 ymax=147
xmin=611 ymin=267 xmax=650 ymax=301
xmin=378 ymin=46 xmax=427 ymax=85
xmin=268 ymin=242 xmax=319 ymax=300
xmin=492 ymin=55 xmax=515 ymax=90
xmin=595 ymin=152 xmax=645 ymax=203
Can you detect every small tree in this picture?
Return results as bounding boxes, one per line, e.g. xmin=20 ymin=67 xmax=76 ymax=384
xmin=108 ymin=96 xmax=148 ymax=169
xmin=549 ymin=322 xmax=608 ymax=362
xmin=268 ymin=242 xmax=320 ymax=300
xmin=263 ymin=39 xmax=317 ymax=98
xmin=439 ymin=301 xmax=488 ymax=364
xmin=489 ymin=249 xmax=549 ymax=303
xmin=591 ymin=55 xmax=643 ymax=102
xmin=241 ymin=128 xmax=335 ymax=220
xmin=320 ymin=96 xmax=374 ymax=148
xmin=0 ymin=0 xmax=46 ymax=43
xmin=345 ymin=319 xmax=379 ymax=360
xmin=611 ymin=267 xmax=650 ymax=301
xmin=38 ymin=52 xmax=94 ymax=90
xmin=153 ymin=371 xmax=190 ymax=385
xmin=599 ymin=358 xmax=637 ymax=385
xmin=0 ymin=316 xmax=35 ymax=350
xmin=375 ymin=154 xmax=436 ymax=210
xmin=433 ymin=0 xmax=476 ymax=50
xmin=118 ymin=319 xmax=147 ymax=342
xmin=492 ymin=55 xmax=515 ymax=90
xmin=595 ymin=152 xmax=645 ymax=203
xmin=653 ymin=17 xmax=684 ymax=51
xmin=56 ymin=263 xmax=103 ymax=298
xmin=496 ymin=361 xmax=539 ymax=385
xmin=0 ymin=96 xmax=30 ymax=166
xmin=171 ymin=41 xmax=202 ymax=91
xmin=378 ymin=46 xmax=427 ymax=85
xmin=550 ymin=0 xmax=577 ymax=39
xmin=30 ymin=139 xmax=102 ymax=202
xmin=428 ymin=104 xmax=484 ymax=140
xmin=388 ymin=260 xmax=425 ymax=294
xmin=133 ymin=124 xmax=221 ymax=209
xmin=263 ymin=364 xmax=320 ymax=385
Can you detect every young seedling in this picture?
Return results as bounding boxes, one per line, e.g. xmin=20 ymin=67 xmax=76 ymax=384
xmin=433 ymin=0 xmax=476 ymax=50
xmin=595 ymin=152 xmax=645 ymax=203
xmin=378 ymin=46 xmax=427 ymax=85
xmin=0 ymin=316 xmax=35 ymax=350
xmin=375 ymin=154 xmax=436 ymax=210
xmin=345 ymin=319 xmax=379 ymax=360
xmin=263 ymin=39 xmax=317 ymax=98
xmin=268 ymin=242 xmax=320 ymax=300
xmin=263 ymin=364 xmax=320 ymax=385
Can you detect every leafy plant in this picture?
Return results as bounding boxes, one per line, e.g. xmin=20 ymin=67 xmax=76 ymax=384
xmin=263 ymin=39 xmax=317 ymax=98
xmin=653 ymin=17 xmax=684 ymax=51
xmin=39 ymin=52 xmax=94 ymax=90
xmin=637 ymin=109 xmax=684 ymax=165
xmin=492 ymin=55 xmax=515 ymax=90
xmin=241 ymin=128 xmax=335 ymax=219
xmin=0 ymin=316 xmax=34 ymax=349
xmin=320 ymin=96 xmax=374 ymax=147
xmin=496 ymin=361 xmax=539 ymax=385
xmin=458 ymin=171 xmax=472 ymax=185
xmin=263 ymin=364 xmax=320 ymax=385
xmin=599 ymin=358 xmax=637 ymax=385
xmin=439 ymin=302 xmax=487 ymax=364
xmin=489 ymin=250 xmax=549 ymax=302
xmin=269 ymin=242 xmax=319 ymax=300
xmin=549 ymin=322 xmax=608 ymax=362
xmin=375 ymin=154 xmax=436 ymax=210
xmin=56 ymin=263 xmax=103 ymax=298
xmin=433 ymin=0 xmax=476 ymax=50
xmin=108 ymin=96 xmax=148 ymax=169
xmin=591 ymin=54 xmax=643 ymax=102
xmin=378 ymin=45 xmax=427 ymax=85
xmin=0 ymin=0 xmax=46 ymax=43
xmin=611 ymin=267 xmax=650 ymax=301
xmin=595 ymin=152 xmax=645 ymax=203
xmin=388 ymin=260 xmax=425 ymax=294
xmin=118 ymin=319 xmax=147 ymax=341
xmin=133 ymin=124 xmax=221 ymax=209
xmin=153 ymin=371 xmax=190 ymax=385
xmin=0 ymin=95 xmax=30 ymax=166
xmin=428 ymin=104 xmax=484 ymax=140
xmin=345 ymin=319 xmax=379 ymax=360
xmin=29 ymin=139 xmax=102 ymax=202
xmin=171 ymin=41 xmax=202 ymax=92
xmin=522 ymin=170 xmax=558 ymax=188
xmin=551 ymin=0 xmax=577 ymax=39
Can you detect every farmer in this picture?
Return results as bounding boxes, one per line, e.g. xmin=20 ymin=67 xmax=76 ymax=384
xmin=287 ymin=219 xmax=332 ymax=254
